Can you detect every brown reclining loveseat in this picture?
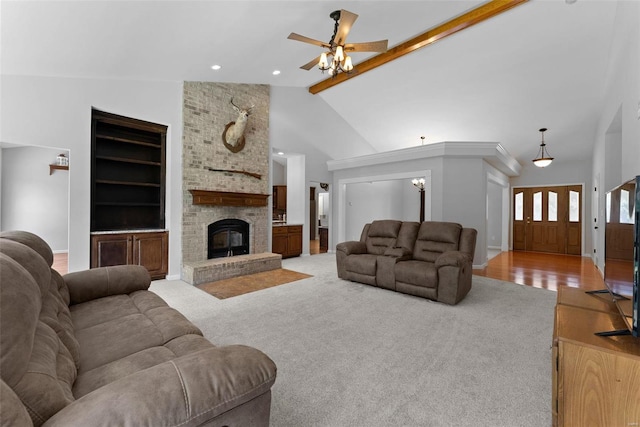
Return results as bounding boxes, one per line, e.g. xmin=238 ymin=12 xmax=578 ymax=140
xmin=336 ymin=220 xmax=477 ymax=305
xmin=0 ymin=230 xmax=277 ymax=426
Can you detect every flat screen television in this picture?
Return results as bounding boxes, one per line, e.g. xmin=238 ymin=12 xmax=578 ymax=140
xmin=597 ymin=175 xmax=639 ymax=337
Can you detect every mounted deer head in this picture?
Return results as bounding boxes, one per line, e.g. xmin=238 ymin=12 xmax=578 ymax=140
xmin=222 ymin=97 xmax=254 ymax=153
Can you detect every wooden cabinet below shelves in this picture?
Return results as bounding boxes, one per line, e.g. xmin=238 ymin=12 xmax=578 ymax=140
xmin=272 ymin=225 xmax=302 ymax=258
xmin=91 ymin=231 xmax=168 ymax=280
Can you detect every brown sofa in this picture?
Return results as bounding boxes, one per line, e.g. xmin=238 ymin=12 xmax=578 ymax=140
xmin=336 ymin=220 xmax=477 ymax=305
xmin=0 ymin=230 xmax=277 ymax=427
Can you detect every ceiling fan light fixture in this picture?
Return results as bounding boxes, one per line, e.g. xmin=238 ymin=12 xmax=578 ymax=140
xmin=532 ymin=127 xmax=554 ymax=168
xmin=288 ymin=9 xmax=388 ymax=77
xmin=343 ymin=55 xmax=353 ymax=71
xmin=319 ymin=52 xmax=329 ymax=69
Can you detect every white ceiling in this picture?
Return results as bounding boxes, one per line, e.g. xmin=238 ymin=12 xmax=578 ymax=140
xmin=1 ymin=0 xmax=619 ymax=166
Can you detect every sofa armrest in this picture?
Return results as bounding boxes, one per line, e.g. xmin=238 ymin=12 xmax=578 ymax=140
xmin=336 ymin=241 xmax=367 ymax=256
xmin=43 ymin=345 xmax=277 ymax=427
xmin=435 ymin=251 xmax=472 ymax=269
xmin=435 ymin=251 xmax=474 ymax=305
xmin=64 ymin=265 xmax=151 ymax=305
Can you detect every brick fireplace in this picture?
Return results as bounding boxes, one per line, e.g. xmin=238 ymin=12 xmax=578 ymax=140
xmin=181 ymin=82 xmax=275 ymax=284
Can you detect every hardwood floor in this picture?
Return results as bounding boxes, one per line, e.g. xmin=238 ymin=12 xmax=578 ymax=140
xmin=52 ymin=252 xmax=68 ymax=275
xmin=473 ymin=250 xmax=606 ymax=292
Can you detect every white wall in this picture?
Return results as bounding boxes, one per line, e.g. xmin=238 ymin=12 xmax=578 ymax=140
xmin=0 ymin=75 xmax=183 ymax=275
xmin=269 ymin=86 xmax=376 ymax=171
xmin=333 ymin=157 xmax=440 ymax=248
xmin=270 ymin=86 xmax=375 ymax=254
xmin=0 ymin=148 xmax=2 ymax=227
xmin=343 ymin=178 xmax=424 ymax=242
xmin=442 ymin=158 xmax=487 ymax=264
xmin=272 ymin=160 xmax=286 ymax=185
xmin=487 ymin=180 xmax=503 ymax=249
xmin=591 ymin=0 xmax=640 ymax=273
xmin=0 ymin=146 xmax=69 ymax=251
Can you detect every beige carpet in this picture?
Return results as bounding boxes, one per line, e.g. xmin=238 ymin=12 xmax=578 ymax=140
xmin=196 ymin=268 xmax=312 ymax=299
xmin=152 ymin=253 xmax=555 ymax=426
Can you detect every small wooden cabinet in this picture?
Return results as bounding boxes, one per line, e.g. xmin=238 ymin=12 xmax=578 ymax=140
xmin=272 ymin=225 xmax=302 ymax=258
xmin=91 ymin=231 xmax=168 ymax=280
xmin=552 ymin=287 xmax=640 ymax=426
xmin=273 ymin=185 xmax=287 ymax=211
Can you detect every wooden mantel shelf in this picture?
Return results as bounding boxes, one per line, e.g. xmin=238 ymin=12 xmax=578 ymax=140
xmin=189 ymin=189 xmax=269 ymax=207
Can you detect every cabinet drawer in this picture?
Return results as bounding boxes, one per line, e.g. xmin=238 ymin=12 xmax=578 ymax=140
xmin=273 ymin=226 xmax=288 ymax=235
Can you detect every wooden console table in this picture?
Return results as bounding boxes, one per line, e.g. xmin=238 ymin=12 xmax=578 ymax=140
xmin=552 ymin=286 xmax=640 ymax=426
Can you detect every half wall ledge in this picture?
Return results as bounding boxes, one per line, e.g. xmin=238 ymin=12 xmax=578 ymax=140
xmin=182 ymin=253 xmax=282 ymax=285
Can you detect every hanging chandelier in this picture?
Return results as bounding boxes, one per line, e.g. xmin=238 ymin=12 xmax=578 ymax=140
xmin=319 ymin=45 xmax=353 ymax=76
xmin=532 ymin=127 xmax=554 ymax=168
xmin=319 ymin=11 xmax=353 ymax=76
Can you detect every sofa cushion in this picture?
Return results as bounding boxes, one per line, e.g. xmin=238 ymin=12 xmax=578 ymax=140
xmin=72 ymin=291 xmax=203 ymax=372
xmin=394 ymin=260 xmax=438 ymax=288
xmin=365 ymin=220 xmax=402 ymax=255
xmin=396 ymin=221 xmax=420 ymax=251
xmin=413 ymin=222 xmax=462 ymax=263
xmin=72 ymin=334 xmax=214 ymax=398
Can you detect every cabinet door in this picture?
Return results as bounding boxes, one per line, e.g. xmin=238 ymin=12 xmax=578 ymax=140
xmin=91 ymin=234 xmax=132 ymax=268
xmin=287 ymin=226 xmax=302 ymax=256
xmin=133 ymin=232 xmax=168 ymax=280
xmin=273 ymin=185 xmax=287 ymax=210
xmin=319 ymin=228 xmax=329 ymax=252
xmin=272 ymin=234 xmax=288 ymax=255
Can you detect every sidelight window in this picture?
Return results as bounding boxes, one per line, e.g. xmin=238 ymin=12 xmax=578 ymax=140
xmin=515 ymin=192 xmax=523 ymax=220
xmin=569 ymin=191 xmax=580 ymax=222
xmin=533 ymin=192 xmax=542 ymax=221
xmin=548 ymin=191 xmax=558 ymax=221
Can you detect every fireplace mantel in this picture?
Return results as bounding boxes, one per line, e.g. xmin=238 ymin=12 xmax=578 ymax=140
xmin=189 ymin=189 xmax=270 ymax=207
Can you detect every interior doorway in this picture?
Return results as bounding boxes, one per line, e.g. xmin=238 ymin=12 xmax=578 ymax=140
xmin=513 ymin=185 xmax=582 ymax=255
xmin=309 ymin=181 xmax=329 ymax=255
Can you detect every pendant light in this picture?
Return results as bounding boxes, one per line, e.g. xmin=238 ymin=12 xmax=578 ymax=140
xmin=532 ymin=127 xmax=554 ymax=168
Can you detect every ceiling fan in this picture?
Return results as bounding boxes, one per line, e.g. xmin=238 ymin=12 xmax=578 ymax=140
xmin=287 ymin=9 xmax=388 ymax=76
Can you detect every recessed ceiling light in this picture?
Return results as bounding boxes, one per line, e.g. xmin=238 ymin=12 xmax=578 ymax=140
xmin=272 ymin=70 xmax=281 ymax=75
xmin=277 ymin=151 xmax=284 ymax=155
xmin=211 ymin=65 xmax=221 ymax=70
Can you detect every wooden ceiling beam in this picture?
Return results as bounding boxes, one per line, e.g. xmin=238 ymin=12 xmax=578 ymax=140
xmin=308 ymin=0 xmax=529 ymax=95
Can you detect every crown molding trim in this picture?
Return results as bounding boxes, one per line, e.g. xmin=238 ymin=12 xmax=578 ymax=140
xmin=327 ymin=141 xmax=522 ymax=176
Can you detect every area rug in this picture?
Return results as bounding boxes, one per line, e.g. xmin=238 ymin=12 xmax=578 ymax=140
xmin=151 ymin=253 xmax=556 ymax=427
xmin=196 ymin=268 xmax=312 ymax=299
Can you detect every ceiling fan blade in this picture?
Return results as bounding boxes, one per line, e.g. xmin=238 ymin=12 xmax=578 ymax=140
xmin=345 ymin=40 xmax=389 ymax=53
xmin=334 ymin=9 xmax=358 ymax=45
xmin=288 ymin=32 xmax=330 ymax=49
xmin=300 ymin=56 xmax=322 ymax=71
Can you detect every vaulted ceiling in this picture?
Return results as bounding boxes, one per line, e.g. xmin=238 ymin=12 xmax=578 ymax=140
xmin=1 ymin=1 xmax=619 ymax=166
